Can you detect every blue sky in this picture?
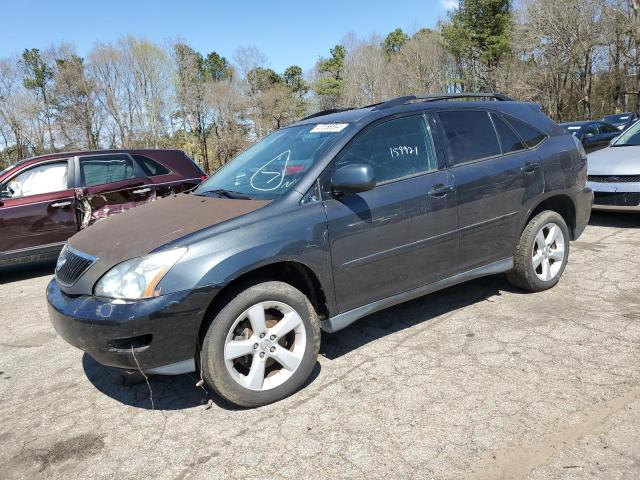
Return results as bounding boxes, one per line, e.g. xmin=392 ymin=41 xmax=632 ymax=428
xmin=0 ymin=0 xmax=453 ymax=73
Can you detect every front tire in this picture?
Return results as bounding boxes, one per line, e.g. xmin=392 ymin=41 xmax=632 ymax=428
xmin=507 ymin=210 xmax=570 ymax=292
xmin=200 ymin=281 xmax=321 ymax=407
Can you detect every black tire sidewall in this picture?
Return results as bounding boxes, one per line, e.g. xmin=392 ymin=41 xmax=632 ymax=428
xmin=201 ymin=281 xmax=320 ymax=407
xmin=521 ymin=211 xmax=570 ymax=291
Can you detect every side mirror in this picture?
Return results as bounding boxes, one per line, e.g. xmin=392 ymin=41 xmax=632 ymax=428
xmin=331 ymin=164 xmax=376 ymax=196
xmin=0 ymin=186 xmax=11 ymax=199
xmin=583 ymin=132 xmax=594 ymax=138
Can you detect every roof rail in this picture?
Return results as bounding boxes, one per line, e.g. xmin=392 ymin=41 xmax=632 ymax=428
xmin=372 ymin=92 xmax=514 ymax=110
xmin=301 ymin=108 xmax=349 ymax=121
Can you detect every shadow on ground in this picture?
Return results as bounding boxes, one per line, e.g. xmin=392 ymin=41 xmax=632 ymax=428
xmin=320 ymin=274 xmax=515 ymax=360
xmin=0 ymin=260 xmax=55 ymax=285
xmin=82 ymin=353 xmax=322 ymax=411
xmin=81 ymin=274 xmax=514 ymax=409
xmin=589 ymin=211 xmax=639 ymax=228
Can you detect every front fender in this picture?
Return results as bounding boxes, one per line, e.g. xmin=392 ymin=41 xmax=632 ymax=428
xmin=157 ymin=201 xmax=335 ymax=312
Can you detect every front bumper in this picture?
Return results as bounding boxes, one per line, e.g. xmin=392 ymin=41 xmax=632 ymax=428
xmin=47 ymin=279 xmax=217 ymax=373
xmin=587 ymin=181 xmax=640 ymax=212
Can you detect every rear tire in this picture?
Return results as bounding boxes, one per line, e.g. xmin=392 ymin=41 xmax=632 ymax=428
xmin=507 ymin=210 xmax=570 ymax=292
xmin=200 ymin=281 xmax=321 ymax=408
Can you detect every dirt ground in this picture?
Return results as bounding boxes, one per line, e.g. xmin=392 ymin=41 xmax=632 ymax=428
xmin=0 ymin=212 xmax=638 ymax=480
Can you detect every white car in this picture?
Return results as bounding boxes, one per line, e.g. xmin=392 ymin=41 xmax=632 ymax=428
xmin=587 ymin=120 xmax=640 ymax=212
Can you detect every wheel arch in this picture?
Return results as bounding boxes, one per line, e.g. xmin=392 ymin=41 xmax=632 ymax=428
xmin=196 ymin=260 xmax=330 ymax=349
xmin=522 ymin=194 xmax=577 ymax=239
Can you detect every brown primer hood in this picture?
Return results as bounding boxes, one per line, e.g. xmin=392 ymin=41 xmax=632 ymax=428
xmin=68 ymin=193 xmax=270 ymax=267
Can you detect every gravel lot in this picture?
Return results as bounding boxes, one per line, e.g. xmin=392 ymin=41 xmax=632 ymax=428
xmin=0 ymin=212 xmax=638 ymax=480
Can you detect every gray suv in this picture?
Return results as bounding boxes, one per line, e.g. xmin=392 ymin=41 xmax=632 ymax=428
xmin=47 ymin=93 xmax=593 ymax=407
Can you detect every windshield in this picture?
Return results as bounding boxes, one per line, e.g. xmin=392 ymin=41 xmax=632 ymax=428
xmin=612 ymin=120 xmax=640 ymax=147
xmin=195 ymin=123 xmax=349 ymax=199
xmin=603 ymin=114 xmax=631 ymax=125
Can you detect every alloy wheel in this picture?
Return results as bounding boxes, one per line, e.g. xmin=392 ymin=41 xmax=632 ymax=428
xmin=532 ymin=222 xmax=566 ymax=281
xmin=223 ymin=301 xmax=306 ymax=391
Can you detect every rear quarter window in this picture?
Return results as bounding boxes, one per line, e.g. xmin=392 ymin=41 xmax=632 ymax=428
xmin=491 ymin=113 xmax=526 ymax=154
xmin=504 ymin=116 xmax=547 ymax=148
xmin=131 ymin=154 xmax=171 ymax=176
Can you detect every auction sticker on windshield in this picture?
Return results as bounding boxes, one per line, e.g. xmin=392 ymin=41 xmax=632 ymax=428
xmin=310 ymin=123 xmax=349 ymax=133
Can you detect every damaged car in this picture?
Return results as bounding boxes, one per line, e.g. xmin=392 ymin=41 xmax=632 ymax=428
xmin=47 ymin=93 xmax=592 ymax=407
xmin=0 ymin=149 xmax=206 ymax=266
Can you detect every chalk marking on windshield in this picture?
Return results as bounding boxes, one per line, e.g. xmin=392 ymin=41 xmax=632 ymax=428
xmin=250 ymin=150 xmax=291 ymax=191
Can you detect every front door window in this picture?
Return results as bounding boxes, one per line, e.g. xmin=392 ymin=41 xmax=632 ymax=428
xmin=3 ymin=162 xmax=68 ymax=198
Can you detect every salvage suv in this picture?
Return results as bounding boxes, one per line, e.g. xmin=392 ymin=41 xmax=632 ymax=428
xmin=47 ymin=93 xmax=593 ymax=407
xmin=0 ymin=149 xmax=205 ymax=266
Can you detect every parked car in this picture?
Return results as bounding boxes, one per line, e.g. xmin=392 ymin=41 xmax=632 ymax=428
xmin=560 ymin=120 xmax=621 ymax=153
xmin=47 ymin=93 xmax=592 ymax=407
xmin=587 ymin=119 xmax=640 ymax=212
xmin=0 ymin=149 xmax=206 ymax=266
xmin=602 ymin=112 xmax=639 ymax=131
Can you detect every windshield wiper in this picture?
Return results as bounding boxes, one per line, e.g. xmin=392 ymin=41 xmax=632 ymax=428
xmin=199 ymin=189 xmax=252 ymax=200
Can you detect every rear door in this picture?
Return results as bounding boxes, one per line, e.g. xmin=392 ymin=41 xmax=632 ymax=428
xmin=435 ymin=109 xmax=539 ymax=271
xmin=0 ymin=159 xmax=78 ymax=254
xmin=75 ymin=153 xmax=153 ymax=226
xmin=322 ymin=114 xmax=458 ymax=312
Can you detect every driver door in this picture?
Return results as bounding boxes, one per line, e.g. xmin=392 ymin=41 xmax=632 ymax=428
xmin=322 ymin=114 xmax=459 ymax=313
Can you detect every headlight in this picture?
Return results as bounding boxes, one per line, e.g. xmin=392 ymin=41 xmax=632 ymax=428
xmin=94 ymin=248 xmax=187 ymax=300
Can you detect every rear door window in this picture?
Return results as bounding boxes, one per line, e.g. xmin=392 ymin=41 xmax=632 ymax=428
xmin=336 ymin=115 xmax=438 ymax=183
xmin=437 ymin=110 xmax=501 ymax=165
xmin=79 ymin=155 xmax=138 ymax=187
xmin=132 ymin=154 xmax=171 ymax=176
xmin=3 ymin=161 xmax=68 ymax=198
xmin=504 ymin=116 xmax=547 ymax=147
xmin=491 ymin=113 xmax=526 ymax=154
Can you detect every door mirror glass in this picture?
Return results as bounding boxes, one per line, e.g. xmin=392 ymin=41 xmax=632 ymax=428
xmin=332 ymin=164 xmax=376 ymax=195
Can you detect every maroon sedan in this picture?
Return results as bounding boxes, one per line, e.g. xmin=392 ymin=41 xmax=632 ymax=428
xmin=0 ymin=149 xmax=206 ymax=266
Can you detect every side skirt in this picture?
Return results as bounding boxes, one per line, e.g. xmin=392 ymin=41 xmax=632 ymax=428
xmin=321 ymin=257 xmax=514 ymax=333
xmin=0 ymin=242 xmax=65 ymax=267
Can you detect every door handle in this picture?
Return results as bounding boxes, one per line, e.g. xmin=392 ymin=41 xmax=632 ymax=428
xmin=132 ymin=187 xmax=152 ymax=195
xmin=522 ymin=162 xmax=540 ymax=174
xmin=50 ymin=201 xmax=72 ymax=208
xmin=428 ymin=184 xmax=454 ymax=197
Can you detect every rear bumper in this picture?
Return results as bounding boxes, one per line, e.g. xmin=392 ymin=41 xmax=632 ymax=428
xmin=47 ymin=279 xmax=217 ymax=373
xmin=572 ymin=186 xmax=593 ymax=239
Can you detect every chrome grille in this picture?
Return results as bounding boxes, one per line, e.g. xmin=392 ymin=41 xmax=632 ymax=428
xmin=56 ymin=247 xmax=96 ymax=286
xmin=588 ymin=175 xmax=640 ymax=183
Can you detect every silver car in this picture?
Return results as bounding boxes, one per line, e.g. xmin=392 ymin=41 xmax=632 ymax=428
xmin=587 ymin=120 xmax=640 ymax=212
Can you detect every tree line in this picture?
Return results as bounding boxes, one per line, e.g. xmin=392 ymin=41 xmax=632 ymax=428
xmin=1 ymin=0 xmax=638 ymax=172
